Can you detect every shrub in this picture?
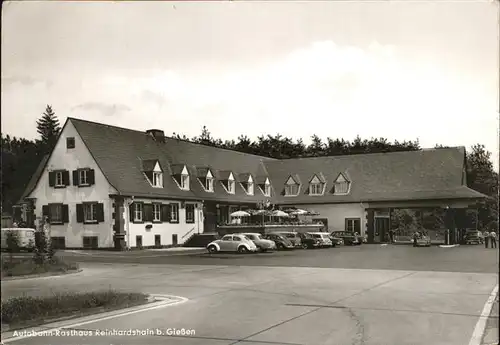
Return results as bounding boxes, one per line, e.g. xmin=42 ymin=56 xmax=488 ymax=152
xmin=1 ymin=256 xmax=79 ymax=277
xmin=1 ymin=290 xmax=148 ymax=325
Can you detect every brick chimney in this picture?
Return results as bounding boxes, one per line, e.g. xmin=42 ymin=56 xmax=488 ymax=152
xmin=146 ymin=129 xmax=165 ymax=143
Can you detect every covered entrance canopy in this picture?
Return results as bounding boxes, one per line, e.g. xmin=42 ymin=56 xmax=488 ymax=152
xmin=363 ymin=186 xmax=488 ymax=244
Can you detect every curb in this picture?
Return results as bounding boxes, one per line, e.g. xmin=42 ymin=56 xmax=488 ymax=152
xmin=439 ymin=244 xmax=460 ymax=248
xmin=1 ymin=269 xmax=83 ymax=282
xmin=0 ymin=294 xmax=188 ymax=343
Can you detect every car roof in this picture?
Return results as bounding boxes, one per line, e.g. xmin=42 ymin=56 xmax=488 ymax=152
xmin=242 ymin=233 xmax=261 ymax=235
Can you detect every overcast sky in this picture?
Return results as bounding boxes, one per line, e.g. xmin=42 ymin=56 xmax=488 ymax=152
xmin=1 ymin=1 xmax=498 ymax=169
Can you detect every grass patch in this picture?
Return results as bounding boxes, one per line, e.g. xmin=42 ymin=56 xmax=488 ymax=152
xmin=1 ymin=290 xmax=149 ymax=329
xmin=1 ymin=256 xmax=79 ymax=278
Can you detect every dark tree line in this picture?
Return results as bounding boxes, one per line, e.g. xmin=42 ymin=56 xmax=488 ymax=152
xmin=1 ymin=110 xmax=497 ymax=231
xmin=2 ymin=105 xmax=61 ymax=213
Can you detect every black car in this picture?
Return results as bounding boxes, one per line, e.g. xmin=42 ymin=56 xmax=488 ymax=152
xmin=265 ymin=233 xmax=295 ymax=250
xmin=330 ymin=231 xmax=361 ymax=246
xmin=298 ymin=232 xmax=321 ymax=249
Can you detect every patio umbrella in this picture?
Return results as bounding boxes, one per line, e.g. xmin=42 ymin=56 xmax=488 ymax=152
xmin=272 ymin=210 xmax=289 ymax=217
xmin=230 ymin=210 xmax=251 ymax=217
xmin=252 ymin=209 xmax=272 ymax=216
xmin=289 ymin=209 xmax=308 ymax=215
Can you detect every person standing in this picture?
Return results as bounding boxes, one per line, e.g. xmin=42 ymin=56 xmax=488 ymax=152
xmin=489 ymin=231 xmax=497 ymax=249
xmin=484 ymin=230 xmax=490 ymax=248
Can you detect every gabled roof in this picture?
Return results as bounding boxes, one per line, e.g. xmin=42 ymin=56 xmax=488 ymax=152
xmin=310 ymin=172 xmax=326 ymax=184
xmin=264 ymin=147 xmax=487 ymax=204
xmin=22 ymin=117 xmax=486 ymax=205
xmin=69 ymin=118 xmax=275 ymax=202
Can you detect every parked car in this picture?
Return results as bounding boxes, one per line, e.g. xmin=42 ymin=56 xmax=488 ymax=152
xmin=309 ymin=232 xmax=334 ymax=247
xmin=298 ymin=232 xmax=321 ymax=249
xmin=330 ymin=231 xmax=360 ymax=246
xmin=265 ymin=233 xmax=295 ymax=250
xmin=329 ymin=233 xmax=344 ymax=246
xmin=414 ymin=234 xmax=431 ymax=247
xmin=276 ymin=232 xmax=302 ymax=248
xmin=242 ymin=233 xmax=276 ymax=252
xmin=206 ymin=234 xmax=258 ymax=253
xmin=0 ymin=228 xmax=35 ymax=252
xmin=464 ymin=230 xmax=483 ymax=245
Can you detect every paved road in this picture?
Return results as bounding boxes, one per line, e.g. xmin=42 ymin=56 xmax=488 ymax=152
xmin=1 ymin=245 xmax=498 ymax=345
xmin=54 ymin=244 xmax=499 ymax=273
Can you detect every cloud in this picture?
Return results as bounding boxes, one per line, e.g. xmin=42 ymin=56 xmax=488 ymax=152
xmin=71 ymin=102 xmax=131 ymax=117
xmin=1 ymin=75 xmax=52 ymax=89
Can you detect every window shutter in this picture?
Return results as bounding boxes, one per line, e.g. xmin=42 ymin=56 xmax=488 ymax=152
xmin=76 ymin=204 xmax=84 ymax=223
xmin=62 ymin=204 xmax=69 ymax=223
xmin=73 ymin=170 xmax=79 ymax=186
xmin=143 ymin=204 xmax=153 ymax=222
xmin=42 ymin=205 xmax=49 ymax=217
xmin=49 ymin=172 xmax=56 ymax=187
xmin=129 ymin=203 xmax=134 ymax=221
xmin=354 ymin=219 xmax=361 ymax=233
xmin=161 ymin=204 xmax=170 ymax=222
xmin=88 ymin=169 xmax=95 ymax=185
xmin=96 ymin=203 xmax=105 ymax=222
xmin=63 ymin=171 xmax=70 ymax=186
xmin=344 ymin=219 xmax=348 ymax=231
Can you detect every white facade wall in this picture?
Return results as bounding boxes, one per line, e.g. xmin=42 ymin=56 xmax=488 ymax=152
xmin=124 ymin=197 xmax=204 ymax=248
xmin=292 ymin=203 xmax=367 ymax=235
xmin=29 ymin=120 xmax=117 ymax=248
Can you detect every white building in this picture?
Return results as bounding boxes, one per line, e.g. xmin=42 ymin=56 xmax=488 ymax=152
xmin=18 ymin=118 xmax=485 ymax=249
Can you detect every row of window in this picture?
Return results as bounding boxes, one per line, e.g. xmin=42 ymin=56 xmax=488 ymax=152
xmin=152 ymin=172 xmax=271 ymax=196
xmin=48 ymin=169 xmax=95 ymax=188
xmin=42 ymin=202 xmax=104 ymax=224
xmin=130 ymin=202 xmax=196 ymax=224
xmin=50 ymin=233 xmax=180 ymax=249
xmin=285 ymin=181 xmax=350 ymax=196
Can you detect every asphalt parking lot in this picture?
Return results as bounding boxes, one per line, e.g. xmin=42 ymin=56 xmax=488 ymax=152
xmin=1 ymin=244 xmax=497 ymax=345
xmin=53 ymin=244 xmax=499 ymax=273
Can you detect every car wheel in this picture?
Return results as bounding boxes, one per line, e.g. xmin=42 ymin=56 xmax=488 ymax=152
xmin=260 ymin=248 xmax=267 ymax=252
xmin=207 ymin=245 xmax=218 ymax=253
xmin=238 ymin=246 xmax=248 ymax=254
xmin=301 ymin=243 xmax=308 ymax=249
xmin=277 ymin=243 xmax=284 ymax=250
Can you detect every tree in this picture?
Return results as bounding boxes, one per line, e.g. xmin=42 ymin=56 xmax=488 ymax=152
xmin=36 ymin=105 xmax=61 ymax=153
xmin=466 ymin=144 xmax=499 ymax=230
xmin=5 ymin=230 xmax=20 ymax=263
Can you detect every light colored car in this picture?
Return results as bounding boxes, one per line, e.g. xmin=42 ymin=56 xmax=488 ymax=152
xmin=310 ymin=232 xmax=333 ymax=247
xmin=1 ymin=228 xmax=36 ymax=251
xmin=242 ymin=233 xmax=276 ymax=252
xmin=207 ymin=234 xmax=258 ymax=254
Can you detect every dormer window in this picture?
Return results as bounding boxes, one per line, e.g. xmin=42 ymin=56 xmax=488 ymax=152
xmin=198 ymin=168 xmax=214 ymax=192
xmin=258 ymin=177 xmax=272 ymax=197
xmin=284 ymin=175 xmax=300 ymax=196
xmin=333 ymin=173 xmax=350 ymax=195
xmin=309 ymin=174 xmax=325 ymax=196
xmin=240 ymin=174 xmax=254 ymax=195
xmin=153 ymin=172 xmax=163 ymax=187
xmin=180 ymin=174 xmax=189 ymax=190
xmin=227 ymin=180 xmax=235 ymax=194
xmin=220 ymin=171 xmax=235 ymax=194
xmin=264 ymin=184 xmax=271 ymax=197
xmin=142 ymin=159 xmax=163 ymax=188
xmin=171 ymin=164 xmax=190 ymax=191
xmin=206 ymin=177 xmax=214 ymax=192
xmin=247 ymin=181 xmax=254 ymax=195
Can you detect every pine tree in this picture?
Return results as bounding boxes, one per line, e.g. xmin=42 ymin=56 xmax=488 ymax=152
xmin=36 ymin=105 xmax=61 ymax=153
